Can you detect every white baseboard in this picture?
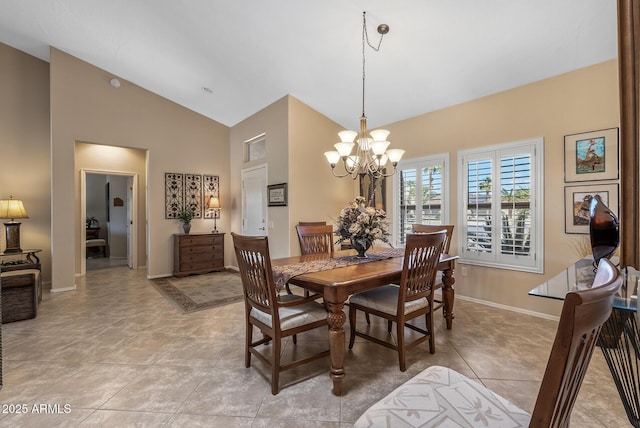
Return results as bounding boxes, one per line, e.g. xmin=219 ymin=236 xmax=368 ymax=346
xmin=147 ymin=273 xmax=172 ymax=279
xmin=456 ymin=294 xmax=559 ymax=322
xmin=50 ymin=285 xmax=77 ymax=293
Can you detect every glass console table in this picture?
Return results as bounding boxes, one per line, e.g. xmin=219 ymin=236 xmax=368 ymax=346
xmin=529 ymin=256 xmax=640 ymax=427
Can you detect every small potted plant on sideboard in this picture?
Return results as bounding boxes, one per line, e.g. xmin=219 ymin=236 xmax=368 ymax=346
xmin=178 ymin=208 xmax=194 ymax=234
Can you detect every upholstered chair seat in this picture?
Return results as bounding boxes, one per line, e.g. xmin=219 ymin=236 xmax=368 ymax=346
xmin=349 ymin=285 xmax=429 ymax=316
xmin=250 ymin=295 xmax=328 ymax=330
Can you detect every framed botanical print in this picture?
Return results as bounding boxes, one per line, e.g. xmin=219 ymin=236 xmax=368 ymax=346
xmin=564 ymin=128 xmax=619 ymax=182
xmin=564 ymin=183 xmax=619 ymax=234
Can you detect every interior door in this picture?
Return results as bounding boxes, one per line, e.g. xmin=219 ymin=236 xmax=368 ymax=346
xmin=242 ymin=165 xmax=267 ymax=236
xmin=126 ymin=177 xmax=133 ymax=268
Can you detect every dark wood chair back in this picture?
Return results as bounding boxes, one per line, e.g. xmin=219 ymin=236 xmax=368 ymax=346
xmin=298 ymin=221 xmax=326 ymax=226
xmin=398 ymin=232 xmax=447 ymax=309
xmin=348 ymin=230 xmax=447 ymax=371
xmin=231 ymin=232 xmax=278 ymax=320
xmin=412 ymin=224 xmax=454 ymax=253
xmin=530 ymin=258 xmax=622 ymax=427
xmin=231 ymin=232 xmax=330 ymax=395
xmin=296 ymin=224 xmax=334 ymax=255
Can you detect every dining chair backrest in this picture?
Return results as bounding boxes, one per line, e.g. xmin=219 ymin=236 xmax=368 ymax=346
xmin=298 ymin=221 xmax=327 ymax=226
xmin=398 ymin=232 xmax=446 ymax=311
xmin=530 ymin=257 xmax=622 ymax=427
xmin=231 ymin=232 xmax=279 ymax=322
xmin=296 ymin=224 xmax=334 ymax=255
xmin=412 ymin=224 xmax=454 ymax=254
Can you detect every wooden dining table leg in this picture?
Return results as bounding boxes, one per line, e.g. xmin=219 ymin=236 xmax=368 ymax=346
xmin=325 ymin=300 xmax=347 ymax=396
xmin=442 ymin=267 xmax=456 ymax=329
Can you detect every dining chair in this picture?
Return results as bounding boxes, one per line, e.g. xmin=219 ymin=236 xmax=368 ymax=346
xmin=231 ymin=232 xmax=330 ymax=395
xmin=412 ymin=224 xmax=454 ymax=253
xmin=412 ymin=224 xmax=454 ymax=315
xmin=354 ymin=257 xmax=623 ymax=427
xmin=296 ymin=224 xmax=334 ymax=255
xmin=291 ymin=224 xmax=335 ymax=296
xmin=348 ymin=231 xmax=447 ymax=371
xmin=297 ymin=221 xmax=327 ymax=226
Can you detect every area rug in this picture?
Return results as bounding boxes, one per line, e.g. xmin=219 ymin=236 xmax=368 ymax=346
xmin=152 ymin=271 xmax=244 ymax=314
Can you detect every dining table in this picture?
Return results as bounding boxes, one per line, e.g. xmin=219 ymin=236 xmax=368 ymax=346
xmin=271 ymin=247 xmax=458 ymax=396
xmin=528 ymin=256 xmax=640 ymax=427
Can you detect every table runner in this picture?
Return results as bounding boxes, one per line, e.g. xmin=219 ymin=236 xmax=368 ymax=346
xmin=273 ymin=247 xmax=404 ymax=292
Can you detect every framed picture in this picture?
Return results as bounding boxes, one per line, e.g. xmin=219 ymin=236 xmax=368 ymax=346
xmin=268 ymin=183 xmax=287 ymax=207
xmin=564 ymin=128 xmax=619 ymax=182
xmin=359 ymin=172 xmax=386 ymax=211
xmin=564 ymin=183 xmax=619 ymax=234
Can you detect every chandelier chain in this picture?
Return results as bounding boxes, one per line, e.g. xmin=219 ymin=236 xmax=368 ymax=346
xmin=324 ymin=11 xmax=403 ymax=180
xmin=361 ymin=11 xmax=386 ymax=118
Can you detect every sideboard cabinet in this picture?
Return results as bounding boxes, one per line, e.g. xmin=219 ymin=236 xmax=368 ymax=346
xmin=173 ymin=233 xmax=224 ymax=277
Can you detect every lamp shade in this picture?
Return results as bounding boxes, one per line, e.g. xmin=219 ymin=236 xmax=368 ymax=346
xmin=0 ymin=198 xmax=28 ymax=220
xmin=208 ymin=196 xmax=221 ymax=209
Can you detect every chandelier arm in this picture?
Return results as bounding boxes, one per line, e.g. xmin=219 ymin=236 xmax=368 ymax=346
xmin=379 ymin=165 xmax=400 ymax=177
xmin=330 ymin=165 xmax=354 ymax=179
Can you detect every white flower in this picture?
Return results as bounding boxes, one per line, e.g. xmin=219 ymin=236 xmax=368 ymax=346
xmin=335 ymin=196 xmax=391 ymax=246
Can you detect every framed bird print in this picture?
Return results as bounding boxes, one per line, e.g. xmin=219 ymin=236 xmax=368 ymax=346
xmin=564 ymin=128 xmax=619 ymax=182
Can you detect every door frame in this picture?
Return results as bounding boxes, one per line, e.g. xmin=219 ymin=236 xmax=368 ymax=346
xmin=241 ymin=164 xmax=268 ymax=235
xmin=80 ymin=169 xmax=138 ymax=275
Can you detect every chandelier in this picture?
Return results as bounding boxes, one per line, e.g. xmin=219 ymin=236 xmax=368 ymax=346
xmin=324 ymin=12 xmax=404 ymax=179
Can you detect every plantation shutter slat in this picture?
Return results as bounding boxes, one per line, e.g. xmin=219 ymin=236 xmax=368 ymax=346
xmin=466 ymin=159 xmax=492 ymax=254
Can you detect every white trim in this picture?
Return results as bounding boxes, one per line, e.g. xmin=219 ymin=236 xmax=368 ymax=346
xmin=392 ymin=153 xmax=450 ymax=246
xmin=457 ymin=137 xmax=544 ymax=273
xmin=455 ymin=294 xmax=559 ymax=321
xmin=50 ymin=286 xmax=77 ymax=293
xmin=81 ymin=169 xmax=140 ymax=276
xmin=147 ymin=273 xmax=172 ymax=279
xmin=241 ymin=164 xmax=268 ymax=236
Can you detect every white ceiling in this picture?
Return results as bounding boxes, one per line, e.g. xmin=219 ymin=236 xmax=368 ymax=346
xmin=0 ymin=0 xmax=618 ymax=129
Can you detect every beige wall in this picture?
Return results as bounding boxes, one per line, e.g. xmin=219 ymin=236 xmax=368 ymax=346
xmin=1 ymin=40 xmax=621 ymax=317
xmin=50 ymin=48 xmax=230 ymax=290
xmin=75 ymin=142 xmax=147 ymax=268
xmin=230 ymin=96 xmax=290 ymax=257
xmin=0 ymin=43 xmax=52 ymax=283
xmin=229 ymin=95 xmax=353 ymax=259
xmin=288 ymin=96 xmax=354 ymax=254
xmin=383 ymin=59 xmax=620 ymax=316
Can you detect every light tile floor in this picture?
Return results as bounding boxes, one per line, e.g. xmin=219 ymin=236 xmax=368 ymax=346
xmin=0 ymin=266 xmax=630 ymax=427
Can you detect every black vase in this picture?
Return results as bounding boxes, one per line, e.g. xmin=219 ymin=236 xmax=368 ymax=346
xmin=350 ymin=237 xmax=372 ymax=258
xmin=589 ymin=194 xmax=619 ymax=267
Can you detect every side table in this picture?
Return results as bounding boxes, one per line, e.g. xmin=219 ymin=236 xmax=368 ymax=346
xmin=0 ymin=249 xmax=42 ymax=323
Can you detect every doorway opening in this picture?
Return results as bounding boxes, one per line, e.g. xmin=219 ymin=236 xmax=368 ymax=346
xmin=81 ymin=170 xmax=138 ymax=274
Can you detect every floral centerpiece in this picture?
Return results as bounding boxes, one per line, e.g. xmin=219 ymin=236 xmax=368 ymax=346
xmin=335 ymin=196 xmax=391 ymax=258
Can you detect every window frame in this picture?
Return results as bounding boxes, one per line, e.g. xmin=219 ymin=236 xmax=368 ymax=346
xmin=457 ymin=137 xmax=544 ymax=273
xmin=392 ymin=153 xmax=450 ymax=247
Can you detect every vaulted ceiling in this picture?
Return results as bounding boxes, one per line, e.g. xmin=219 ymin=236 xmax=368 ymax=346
xmin=0 ymin=0 xmax=618 ymax=128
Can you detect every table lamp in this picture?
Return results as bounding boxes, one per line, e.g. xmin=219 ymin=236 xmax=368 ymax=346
xmin=0 ymin=196 xmax=29 ymax=253
xmin=209 ymin=196 xmax=221 ymax=233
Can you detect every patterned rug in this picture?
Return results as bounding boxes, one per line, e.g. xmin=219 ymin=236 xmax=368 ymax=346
xmin=152 ymin=271 xmax=244 ymax=314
